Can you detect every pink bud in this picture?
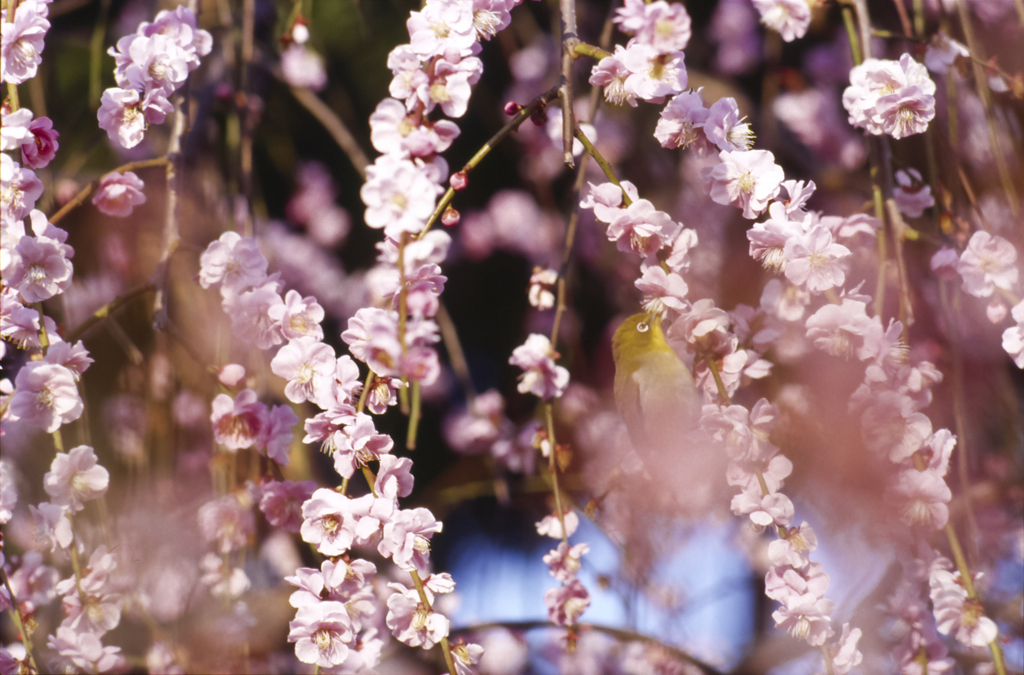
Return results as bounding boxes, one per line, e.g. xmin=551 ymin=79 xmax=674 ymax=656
xmin=503 ymin=101 xmax=522 ymax=116
xmin=450 ymin=171 xmax=468 ymax=191
xmin=218 ymin=364 xmax=247 ymax=387
xmin=442 ymin=207 xmax=460 ymax=228
xmin=530 ymin=106 xmax=548 ymax=127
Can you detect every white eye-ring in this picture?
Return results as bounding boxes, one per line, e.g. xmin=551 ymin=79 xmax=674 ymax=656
xmin=637 ymin=321 xmax=649 ymax=333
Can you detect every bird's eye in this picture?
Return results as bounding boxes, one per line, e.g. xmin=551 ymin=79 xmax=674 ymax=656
xmin=637 ymin=321 xmax=649 ymax=333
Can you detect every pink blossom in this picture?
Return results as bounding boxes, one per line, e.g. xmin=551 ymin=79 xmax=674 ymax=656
xmin=619 ymin=43 xmax=687 ymax=103
xmin=300 ymin=491 xmax=393 ymax=557
xmin=369 ymin=97 xmax=460 ymax=158
xmin=1 ymin=108 xmax=33 ymax=151
xmin=843 ymin=55 xmax=935 ymax=139
xmin=217 ymin=363 xmax=246 ymax=387
xmin=407 ymin=1 xmax=476 ymax=59
xmin=265 ymin=404 xmax=299 ymax=466
xmin=8 ymin=550 xmax=58 ymax=614
xmin=544 ymin=578 xmax=590 ymax=626
xmin=288 ymin=601 xmax=355 ymax=667
xmin=378 ymin=507 xmax=442 ymax=571
xmin=605 ymin=199 xmax=679 ymax=257
xmin=765 ymin=562 xmax=835 ymax=645
xmin=10 ymin=362 xmax=83 ymax=433
xmin=418 ymin=55 xmax=482 ymax=118
xmin=281 ymin=44 xmax=327 ymax=91
xmin=47 ymin=625 xmax=125 ymax=674
xmin=1002 ymin=301 xmax=1024 ymax=368
xmin=890 ymin=467 xmax=951 ymax=530
xmin=543 ymin=542 xmax=589 ymax=583
xmin=361 ymin=155 xmax=439 ymax=238
xmin=930 ymin=247 xmax=960 ymax=279
xmin=509 ymin=334 xmax=570 ymax=401
xmin=924 ymin=31 xmax=969 ymax=74
xmin=97 ymin=87 xmax=172 ymax=149
xmin=804 ymin=299 xmax=873 ymax=358
xmin=271 ymin=336 xmax=336 ymax=404
xmin=198 ymin=493 xmax=256 ymax=554
xmin=387 ymin=45 xmax=429 ymax=105
xmin=654 ymin=89 xmax=709 ymax=150
xmin=29 ymin=502 xmax=73 ymax=551
xmin=752 ymin=0 xmax=811 ymax=42
xmin=376 ymin=454 xmax=414 ymax=501
xmin=828 ymin=623 xmax=864 ymax=675
xmin=858 ymin=391 xmax=933 ymax=463
xmin=332 ymin=413 xmax=394 ymax=479
xmin=120 ymin=34 xmax=189 ymax=95
xmin=1 ymin=3 xmax=50 ymax=84
xmin=929 ymin=567 xmax=999 ymax=647
xmin=535 ymin=509 xmax=579 ymax=539
xmin=783 ymin=225 xmax=851 ymax=292
xmin=590 ymin=48 xmax=636 ymax=106
xmin=198 ymin=232 xmax=269 ymax=294
xmin=768 ymin=522 xmax=818 ymax=570
xmin=5 ymin=232 xmax=73 ymax=303
xmin=704 ymin=97 xmax=754 ymax=152
xmin=137 ymin=6 xmax=212 ymax=70
xmin=210 ymin=389 xmax=270 ymax=451
xmin=614 ymin=0 xmax=691 ymax=53
xmin=893 ymin=168 xmax=934 ymax=218
xmin=635 ymin=265 xmax=689 ymax=318
xmin=91 ymin=171 xmax=146 ymax=217
xmin=199 ymin=552 xmax=251 ymax=600
xmin=259 ymin=479 xmax=316 ymax=533
xmin=223 ymin=278 xmax=286 ymax=350
xmin=385 ymin=582 xmax=450 ymax=648
xmin=580 ymin=180 xmax=639 ymax=223
xmin=957 ymin=230 xmax=1019 ymax=298
xmin=0 ymin=460 xmax=16 ymax=525
xmin=1 ymin=155 xmax=44 ymax=225
xmin=43 ymin=445 xmax=108 ymax=512
xmin=703 ymin=149 xmax=785 ymax=219
xmin=731 ymin=488 xmax=794 ymax=527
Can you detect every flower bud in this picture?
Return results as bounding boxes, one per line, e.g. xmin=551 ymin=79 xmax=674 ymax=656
xmin=450 ymin=171 xmax=468 ymax=191
xmin=442 ymin=207 xmax=460 ymax=228
xmin=503 ymin=101 xmax=522 ymax=116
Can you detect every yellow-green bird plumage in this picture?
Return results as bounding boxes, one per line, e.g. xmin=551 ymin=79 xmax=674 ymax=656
xmin=611 ymin=312 xmax=699 ymax=454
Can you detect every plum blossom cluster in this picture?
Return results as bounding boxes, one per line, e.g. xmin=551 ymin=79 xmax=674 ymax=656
xmin=6 ymin=446 xmax=130 ymax=673
xmin=2 ymin=131 xmax=92 ymax=434
xmin=97 ymin=6 xmax=212 ymax=149
xmin=842 ymin=54 xmax=937 ymax=140
xmin=703 ymin=400 xmax=864 ymax=669
xmin=591 ymin=0 xmax=690 ymax=107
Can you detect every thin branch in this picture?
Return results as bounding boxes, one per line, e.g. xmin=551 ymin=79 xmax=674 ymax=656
xmin=288 ymin=85 xmax=370 ymax=180
xmin=65 ymin=284 xmax=156 ymax=343
xmin=49 ymin=157 xmax=170 ymax=225
xmin=152 ymin=98 xmax=186 ymax=332
xmin=559 ymin=0 xmax=579 ymax=169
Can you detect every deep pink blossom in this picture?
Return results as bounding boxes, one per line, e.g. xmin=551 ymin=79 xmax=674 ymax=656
xmin=210 ymin=389 xmax=270 ymax=451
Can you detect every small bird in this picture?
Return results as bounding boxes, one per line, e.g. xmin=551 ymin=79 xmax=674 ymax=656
xmin=611 ymin=312 xmax=699 ymax=456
